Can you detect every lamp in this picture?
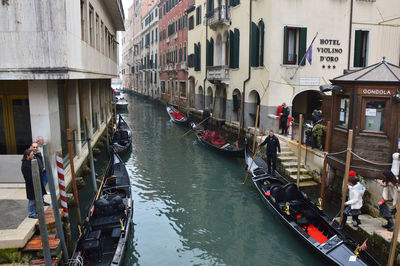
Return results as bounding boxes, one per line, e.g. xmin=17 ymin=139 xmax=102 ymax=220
xmin=393 ymin=89 xmax=400 ymax=103
xmin=319 ymin=84 xmax=343 ymax=94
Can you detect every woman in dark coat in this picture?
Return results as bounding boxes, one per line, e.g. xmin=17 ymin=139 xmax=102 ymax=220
xmin=21 ymin=149 xmax=46 ymax=218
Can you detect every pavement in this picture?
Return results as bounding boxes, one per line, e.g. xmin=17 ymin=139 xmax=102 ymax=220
xmin=0 ymin=188 xmax=50 ymax=249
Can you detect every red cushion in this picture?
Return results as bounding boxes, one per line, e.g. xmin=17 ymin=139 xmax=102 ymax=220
xmin=304 ymin=224 xmax=328 ymax=244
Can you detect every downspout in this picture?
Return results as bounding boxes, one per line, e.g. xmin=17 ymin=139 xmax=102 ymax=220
xmin=203 ymin=17 xmax=208 ymax=109
xmin=241 ymin=0 xmax=252 ymax=129
xmin=347 ymin=0 xmax=354 ymax=70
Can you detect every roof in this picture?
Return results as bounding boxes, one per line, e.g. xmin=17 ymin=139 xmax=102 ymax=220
xmin=332 ymin=58 xmax=400 ymax=83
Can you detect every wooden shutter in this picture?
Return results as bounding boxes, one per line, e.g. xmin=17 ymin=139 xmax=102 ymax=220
xmin=198 ymin=43 xmax=201 ymax=71
xmin=206 ymin=39 xmax=210 ymax=66
xmin=260 ymin=22 xmax=265 ymax=66
xmin=210 ymin=38 xmax=214 ymax=66
xmin=234 ymin=28 xmax=240 ymax=68
xmin=229 ymin=30 xmax=235 ymax=68
xmin=354 ymin=30 xmax=362 ymax=67
xmin=251 ymin=22 xmax=259 ymax=67
xmin=283 ymin=26 xmax=288 ymax=64
xmin=298 ymin=27 xmax=307 ymax=66
xmin=194 ymin=43 xmax=198 ymax=70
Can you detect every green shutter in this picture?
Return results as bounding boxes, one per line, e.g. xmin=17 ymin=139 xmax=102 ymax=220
xmin=251 ymin=22 xmax=259 ymax=67
xmin=210 ymin=38 xmax=214 ymax=66
xmin=229 ymin=0 xmax=234 ymax=7
xmin=298 ymin=27 xmax=307 ymax=66
xmin=260 ymin=22 xmax=265 ymax=66
xmin=229 ymin=30 xmax=234 ymax=68
xmin=283 ymin=26 xmax=288 ymax=64
xmin=234 ymin=28 xmax=240 ymax=68
xmin=206 ymin=39 xmax=210 ymax=66
xmin=354 ymin=30 xmax=362 ymax=67
xmin=198 ymin=43 xmax=201 ymax=71
xmin=194 ymin=43 xmax=198 ymax=70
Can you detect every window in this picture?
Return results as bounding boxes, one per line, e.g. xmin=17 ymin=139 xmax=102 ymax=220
xmin=251 ymin=21 xmax=265 ymax=67
xmin=96 ymin=14 xmax=100 ymax=50
xmin=194 ymin=43 xmax=201 ymax=71
xmin=189 ymin=16 xmax=194 ymax=30
xmin=161 ymin=81 xmax=166 ymax=93
xmin=168 ymin=22 xmax=176 ymax=36
xmin=229 ymin=28 xmax=240 ymax=68
xmin=188 ymin=54 xmax=194 ymax=68
xmin=283 ymin=26 xmax=307 ymax=65
xmin=180 ymin=82 xmax=186 ymax=98
xmin=206 ymin=38 xmax=214 ymax=66
xmin=184 ymin=42 xmax=187 ymax=61
xmin=80 ymin=0 xmax=87 ymax=41
xmin=230 ymin=0 xmax=240 ymax=7
xmin=155 ymin=28 xmax=158 ymax=42
xmin=196 ymin=6 xmax=202 ymax=25
xmin=207 ymin=0 xmax=214 ymax=14
xmin=179 ymin=45 xmax=182 ymax=62
xmin=100 ymin=21 xmax=104 ymax=53
xmin=338 ymin=97 xmax=350 ymax=128
xmin=89 ymin=5 xmax=94 ymax=46
xmin=361 ymin=98 xmax=387 ymax=133
xmin=354 ymin=30 xmax=369 ymax=68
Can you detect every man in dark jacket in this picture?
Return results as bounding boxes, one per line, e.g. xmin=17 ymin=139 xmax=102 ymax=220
xmin=280 ymin=103 xmax=290 ymax=136
xmin=260 ymin=130 xmax=281 ymax=176
xmin=21 ymin=149 xmax=46 ymax=218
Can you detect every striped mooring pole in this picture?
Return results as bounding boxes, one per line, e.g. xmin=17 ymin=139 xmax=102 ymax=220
xmin=56 ymin=153 xmax=69 ymax=217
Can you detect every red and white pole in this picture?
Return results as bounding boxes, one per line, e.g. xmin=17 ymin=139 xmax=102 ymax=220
xmin=56 ymin=153 xmax=68 ymax=218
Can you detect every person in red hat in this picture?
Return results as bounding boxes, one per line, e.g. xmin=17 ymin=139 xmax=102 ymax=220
xmin=338 ymin=170 xmax=365 ymax=230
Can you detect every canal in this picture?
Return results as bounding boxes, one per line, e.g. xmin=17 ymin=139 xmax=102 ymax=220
xmin=107 ymin=94 xmax=321 ymax=266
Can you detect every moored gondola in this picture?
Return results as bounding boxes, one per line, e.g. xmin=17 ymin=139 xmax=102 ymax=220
xmin=191 ymin=122 xmax=244 ymax=158
xmin=244 ymin=144 xmax=380 ymax=266
xmin=116 ymin=97 xmax=128 ymax=110
xmin=166 ymin=103 xmax=188 ymax=125
xmin=111 ymin=115 xmax=132 ymax=153
xmin=68 ymin=150 xmax=133 ymax=266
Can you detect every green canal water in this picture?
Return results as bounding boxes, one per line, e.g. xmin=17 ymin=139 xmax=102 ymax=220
xmin=71 ymin=94 xmax=324 ymax=265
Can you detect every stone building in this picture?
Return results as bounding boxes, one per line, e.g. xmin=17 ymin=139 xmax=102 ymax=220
xmin=0 ymin=0 xmax=124 ymax=188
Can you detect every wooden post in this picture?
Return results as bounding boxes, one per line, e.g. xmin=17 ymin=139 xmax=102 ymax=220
xmin=85 ymin=118 xmax=98 ymax=193
xmin=296 ymin=114 xmax=304 ymax=188
xmin=387 ymin=193 xmax=400 ymax=266
xmin=31 ymin=159 xmax=52 ymax=266
xmin=339 ymin=129 xmax=353 ymax=225
xmin=252 ymin=105 xmax=260 ymax=152
xmin=66 ymin=128 xmax=81 ymax=224
xmin=320 ymin=121 xmax=332 ymax=208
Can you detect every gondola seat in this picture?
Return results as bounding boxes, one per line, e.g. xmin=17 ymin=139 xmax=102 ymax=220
xmin=91 ymin=214 xmax=124 ymax=230
xmin=91 ymin=195 xmax=126 ymax=230
xmin=270 ymin=184 xmax=304 ymax=210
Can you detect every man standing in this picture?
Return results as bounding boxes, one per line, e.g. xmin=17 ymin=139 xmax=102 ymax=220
xmin=260 ymin=130 xmax=281 ymax=176
xmin=31 ymin=142 xmax=50 ymax=205
xmin=36 ymin=136 xmax=48 ymax=188
xmin=280 ymin=103 xmax=290 ymax=136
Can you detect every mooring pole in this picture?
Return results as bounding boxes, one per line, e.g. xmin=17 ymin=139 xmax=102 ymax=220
xmin=320 ymin=121 xmax=332 ymax=209
xmin=66 ymin=128 xmax=81 ymax=224
xmin=296 ymin=114 xmax=304 ymax=188
xmin=252 ymin=105 xmax=260 ymax=152
xmin=32 ymin=159 xmax=52 ymax=266
xmin=43 ymin=145 xmax=69 ymax=263
xmin=339 ymin=129 xmax=353 ymax=225
xmin=85 ymin=117 xmax=98 ymax=192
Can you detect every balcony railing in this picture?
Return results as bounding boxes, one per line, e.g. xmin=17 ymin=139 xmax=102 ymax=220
xmin=207 ymin=65 xmax=229 ymax=82
xmin=207 ymin=5 xmax=230 ymax=30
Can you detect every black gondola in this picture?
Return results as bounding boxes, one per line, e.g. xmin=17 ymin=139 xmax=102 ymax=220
xmin=111 ymin=115 xmax=132 ymax=153
xmin=191 ymin=122 xmax=244 ymax=158
xmin=244 ymin=144 xmax=380 ymax=266
xmin=166 ymin=103 xmax=188 ymax=125
xmin=68 ymin=150 xmax=133 ymax=266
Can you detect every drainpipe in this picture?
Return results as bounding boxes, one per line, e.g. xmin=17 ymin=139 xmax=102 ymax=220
xmin=203 ymin=18 xmax=208 ymax=110
xmin=347 ymin=0 xmax=354 ymax=71
xmin=241 ymin=0 xmax=252 ymax=129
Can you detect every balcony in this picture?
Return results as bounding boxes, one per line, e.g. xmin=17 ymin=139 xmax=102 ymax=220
xmin=180 ymin=61 xmax=188 ymax=71
xmin=207 ymin=5 xmax=230 ymax=30
xmin=207 ymin=65 xmax=229 ymax=83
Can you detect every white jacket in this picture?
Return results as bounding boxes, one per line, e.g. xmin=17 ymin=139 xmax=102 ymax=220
xmin=346 ymin=182 xmax=365 ymax=210
xmin=382 ymin=182 xmax=399 ymax=208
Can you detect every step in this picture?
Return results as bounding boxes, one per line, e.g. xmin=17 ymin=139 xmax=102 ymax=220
xmin=278 ymin=156 xmax=298 ymax=162
xmin=29 ymin=258 xmax=58 ymax=266
xmin=289 ymin=174 xmax=314 ymax=182
xmin=281 ymin=161 xmax=304 ymax=168
xmin=35 ymin=209 xmax=64 ymax=231
xmin=298 ymin=180 xmax=319 ymax=187
xmin=285 ymin=167 xmax=308 ymax=175
xmin=24 ymin=235 xmax=60 ymax=256
xmin=279 ymin=151 xmax=295 ymax=156
xmin=280 ymin=146 xmax=291 ymax=152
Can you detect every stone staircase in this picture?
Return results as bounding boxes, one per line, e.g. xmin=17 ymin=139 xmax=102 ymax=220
xmin=277 ymin=137 xmax=319 ymax=187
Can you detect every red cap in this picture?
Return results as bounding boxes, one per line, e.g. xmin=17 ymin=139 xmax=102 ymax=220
xmin=348 ymin=170 xmax=356 ymax=177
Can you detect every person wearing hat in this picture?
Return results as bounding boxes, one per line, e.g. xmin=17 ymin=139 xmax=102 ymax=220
xmin=378 ymin=170 xmax=399 ymax=232
xmin=339 ymin=170 xmax=365 ymax=230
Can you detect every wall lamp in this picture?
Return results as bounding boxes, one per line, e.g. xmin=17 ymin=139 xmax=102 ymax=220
xmin=319 ymin=84 xmax=344 ymax=94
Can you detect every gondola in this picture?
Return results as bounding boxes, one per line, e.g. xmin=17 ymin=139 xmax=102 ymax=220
xmin=116 ymin=97 xmax=128 ymax=110
xmin=166 ymin=103 xmax=188 ymax=125
xmin=68 ymin=150 xmax=133 ymax=266
xmin=191 ymin=122 xmax=244 ymax=158
xmin=244 ymin=144 xmax=380 ymax=266
xmin=111 ymin=115 xmax=132 ymax=153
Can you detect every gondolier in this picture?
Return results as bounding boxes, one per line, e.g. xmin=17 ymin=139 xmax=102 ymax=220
xmin=260 ymin=130 xmax=281 ymax=176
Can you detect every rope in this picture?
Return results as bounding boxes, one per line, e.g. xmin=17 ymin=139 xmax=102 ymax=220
xmin=350 ymin=151 xmax=392 ymax=166
xmin=325 ymin=150 xmax=348 ymax=157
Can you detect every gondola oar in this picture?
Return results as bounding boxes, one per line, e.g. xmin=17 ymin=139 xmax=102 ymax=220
xmin=180 ymin=116 xmax=211 ymax=138
xmin=243 ymin=144 xmax=261 ymax=185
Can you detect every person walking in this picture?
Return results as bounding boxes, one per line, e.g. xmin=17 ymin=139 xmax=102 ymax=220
xmin=280 ymin=103 xmax=290 ymax=136
xmin=378 ymin=170 xmax=399 ymax=232
xmin=260 ymin=130 xmax=281 ymax=176
xmin=21 ymin=149 xmax=46 ymax=218
xmin=36 ymin=136 xmax=48 ymax=189
xmin=338 ymin=170 xmax=365 ymax=230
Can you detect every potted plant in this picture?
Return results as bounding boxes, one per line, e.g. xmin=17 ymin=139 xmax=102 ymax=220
xmin=312 ymin=124 xmax=327 ymax=149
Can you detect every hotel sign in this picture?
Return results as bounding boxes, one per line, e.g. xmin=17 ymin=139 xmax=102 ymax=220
xmin=357 ymin=88 xmax=393 ymax=96
xmin=317 ymin=39 xmax=343 ymax=69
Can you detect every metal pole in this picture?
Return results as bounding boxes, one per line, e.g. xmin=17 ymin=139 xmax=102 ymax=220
xmin=320 ymin=121 xmax=332 ymax=208
xmin=339 ymin=129 xmax=353 ymax=224
xmin=296 ymin=114 xmax=303 ymax=187
xmin=387 ymin=193 xmax=400 ymax=266
xmin=66 ymin=128 xmax=82 ymax=224
xmin=85 ymin=117 xmax=98 ymax=192
xmin=42 ymin=145 xmax=69 ymax=263
xmin=252 ymin=105 xmax=260 ymax=152
xmin=31 ymin=159 xmax=52 ymax=266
